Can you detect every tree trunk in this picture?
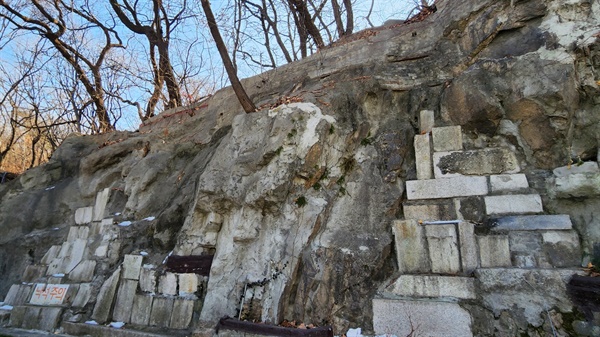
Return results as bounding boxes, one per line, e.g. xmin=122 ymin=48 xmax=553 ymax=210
xmin=201 ymin=0 xmax=256 ymax=113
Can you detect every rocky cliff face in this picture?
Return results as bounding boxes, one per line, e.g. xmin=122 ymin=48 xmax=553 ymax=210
xmin=1 ymin=0 xmax=599 ymax=336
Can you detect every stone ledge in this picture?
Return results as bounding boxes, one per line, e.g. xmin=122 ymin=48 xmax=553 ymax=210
xmin=406 ymin=176 xmax=488 ymax=200
xmin=484 ymin=194 xmax=543 ymax=215
xmin=384 ymin=275 xmax=476 ymax=299
xmin=490 ymin=215 xmax=572 ymax=231
xmin=62 ymin=322 xmax=184 ymax=337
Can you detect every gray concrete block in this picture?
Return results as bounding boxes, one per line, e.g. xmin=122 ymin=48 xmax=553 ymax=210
xmin=553 ymin=161 xmax=599 ymax=177
xmin=386 ymin=275 xmax=476 ymax=299
xmin=491 ymin=215 xmax=573 ymax=231
xmin=67 ymin=226 xmax=90 ymax=242
xmin=22 ymin=306 xmax=42 ymax=330
xmin=432 ymin=126 xmax=463 ymax=152
xmin=41 ymin=245 xmax=62 ymax=265
xmin=8 ymin=305 xmax=26 ymax=327
xmin=122 ymin=255 xmax=144 ymax=280
xmin=484 ymin=194 xmax=543 ymax=215
xmin=38 ymin=307 xmax=63 ymax=331
xmin=433 ymin=148 xmax=520 ymax=178
xmin=414 ymin=134 xmax=433 ymax=180
xmin=69 ymin=260 xmax=96 ymax=282
xmin=158 ymin=272 xmax=178 ymax=296
xmin=140 ymin=265 xmax=157 ymax=293
xmin=419 ymin=110 xmax=435 ymax=133
xmin=3 ymin=285 xmax=21 ymax=305
xmin=93 ymin=188 xmax=110 ymax=221
xmin=5 ymin=285 xmax=32 ymax=306
xmin=22 ymin=265 xmax=48 ymax=283
xmin=149 ymin=297 xmax=174 ymax=328
xmin=64 ymin=238 xmax=87 ymax=274
xmin=426 ymin=224 xmax=460 ymax=274
xmin=406 ymin=176 xmax=488 ymax=200
xmin=170 ymin=298 xmax=195 ymax=329
xmin=178 ymin=273 xmax=199 ymax=297
xmin=490 ymin=174 xmax=529 ymax=192
xmin=393 ymin=220 xmax=430 ymax=273
xmin=403 ymin=200 xmax=456 ymax=221
xmin=113 ymin=280 xmax=138 ymax=323
xmin=373 ymin=298 xmax=473 ymax=337
xmin=458 ymin=221 xmax=478 ymax=273
xmin=478 ymin=235 xmax=511 ymax=267
xmin=72 ymin=283 xmax=92 ymax=308
xmin=75 ymin=206 xmax=94 ymax=225
xmin=130 ymin=295 xmax=153 ymax=325
xmin=542 ymin=230 xmax=581 ymax=267
xmin=91 ymin=267 xmax=121 ymax=323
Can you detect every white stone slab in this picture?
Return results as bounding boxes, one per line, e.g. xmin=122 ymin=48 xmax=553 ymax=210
xmin=29 ymin=284 xmax=69 ymax=305
xmin=419 ymin=110 xmax=435 ymax=133
xmin=373 ymin=298 xmax=473 ymax=337
xmin=122 ymin=255 xmax=144 ymax=280
xmin=170 ymin=298 xmax=195 ymax=329
xmin=491 ymin=215 xmax=573 ymax=231
xmin=425 ymin=225 xmax=460 ymax=274
xmin=478 ymin=235 xmax=511 ymax=268
xmin=387 ymin=275 xmax=476 ymax=299
xmin=93 ymin=188 xmax=110 ymax=221
xmin=71 ymin=283 xmax=92 ymax=308
xmin=458 ymin=221 xmax=478 ymax=274
xmin=75 ymin=207 xmax=94 ymax=225
xmin=40 ymin=245 xmax=61 ymax=265
xmin=67 ymin=226 xmax=90 ymax=242
xmin=406 ymin=176 xmax=488 ymax=200
xmin=140 ymin=265 xmax=157 ymax=293
xmin=3 ymin=284 xmax=21 ymax=305
xmin=68 ymin=260 xmax=96 ymax=282
xmin=490 ymin=174 xmax=529 ymax=192
xmin=553 ymin=161 xmax=599 ymax=177
xmin=432 ymin=126 xmax=463 ymax=152
xmin=131 ymin=295 xmax=153 ymax=325
xmin=415 ymin=134 xmax=433 ymax=180
xmin=393 ymin=220 xmax=430 ymax=273
xmin=91 ymin=267 xmax=121 ymax=323
xmin=178 ymin=273 xmax=199 ymax=296
xmin=159 ymin=272 xmax=178 ymax=296
xmin=64 ymin=238 xmax=87 ymax=274
xmin=112 ymin=279 xmax=138 ymax=323
xmin=485 ymin=194 xmax=543 ymax=215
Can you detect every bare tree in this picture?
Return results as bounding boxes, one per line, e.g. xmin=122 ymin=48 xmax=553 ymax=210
xmin=109 ymin=0 xmax=184 ymax=119
xmin=200 ymin=0 xmax=256 ymax=113
xmin=0 ymin=0 xmax=123 ymax=133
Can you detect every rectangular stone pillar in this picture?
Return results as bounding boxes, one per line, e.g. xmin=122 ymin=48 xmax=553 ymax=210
xmin=392 ymin=220 xmax=430 ymax=273
xmin=414 ymin=134 xmax=433 ymax=180
xmin=426 ymin=224 xmax=460 ymax=274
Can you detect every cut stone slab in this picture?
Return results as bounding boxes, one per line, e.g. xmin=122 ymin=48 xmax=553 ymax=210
xmin=414 ymin=134 xmax=433 ymax=180
xmin=433 ymin=148 xmax=520 ymax=178
xmin=458 ymin=221 xmax=478 ymax=274
xmin=542 ymin=230 xmax=581 ymax=267
xmin=140 ymin=265 xmax=157 ymax=293
xmin=21 ymin=306 xmax=42 ymax=330
xmin=386 ymin=275 xmax=476 ymax=299
xmin=552 ymin=172 xmax=600 ymax=198
xmin=122 ymin=255 xmax=144 ymax=280
xmin=425 ymin=224 xmax=460 ymax=274
xmin=91 ymin=267 xmax=121 ymax=323
xmin=131 ymin=295 xmax=153 ymax=325
xmin=41 ymin=245 xmax=62 ymax=265
xmin=484 ymin=194 xmax=543 ymax=215
xmin=3 ymin=285 xmax=21 ymax=305
xmin=406 ymin=176 xmax=488 ymax=200
xmin=178 ymin=273 xmax=199 ymax=297
xmin=29 ymin=284 xmax=69 ymax=305
xmin=419 ymin=110 xmax=435 ymax=133
xmin=432 ymin=126 xmax=463 ymax=152
xmin=38 ymin=307 xmax=63 ymax=331
xmin=169 ymin=298 xmax=194 ymax=329
xmin=67 ymin=226 xmax=90 ymax=242
xmin=491 ymin=215 xmax=572 ymax=231
xmin=373 ymin=298 xmax=473 ymax=337
xmin=158 ymin=272 xmax=178 ymax=296
xmin=22 ymin=265 xmax=48 ymax=283
xmin=75 ymin=206 xmax=94 ymax=225
xmin=93 ymin=188 xmax=110 ymax=221
xmin=4 ymin=285 xmax=32 ymax=306
xmin=149 ymin=297 xmax=174 ymax=328
xmin=69 ymin=260 xmax=96 ymax=282
xmin=490 ymin=174 xmax=529 ymax=192
xmin=553 ymin=162 xmax=599 ymax=177
xmin=403 ymin=201 xmax=456 ymax=221
xmin=392 ymin=220 xmax=430 ymax=273
xmin=72 ymin=283 xmax=92 ymax=308
xmin=64 ymin=238 xmax=88 ymax=274
xmin=112 ymin=279 xmax=138 ymax=323
xmin=8 ymin=306 xmax=26 ymax=327
xmin=478 ymin=235 xmax=511 ymax=268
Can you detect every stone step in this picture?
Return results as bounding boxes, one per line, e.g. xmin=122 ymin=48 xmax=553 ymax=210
xmin=383 ymin=275 xmax=476 ymax=299
xmin=406 ymin=176 xmax=488 ymax=200
xmin=8 ymin=305 xmax=63 ymax=331
xmin=373 ymin=297 xmax=473 ymax=337
xmin=490 ymin=215 xmax=573 ymax=231
xmin=484 ymin=194 xmax=543 ymax=215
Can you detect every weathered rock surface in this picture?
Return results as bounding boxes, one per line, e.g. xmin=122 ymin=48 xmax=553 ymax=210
xmin=1 ymin=0 xmax=600 ymax=335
